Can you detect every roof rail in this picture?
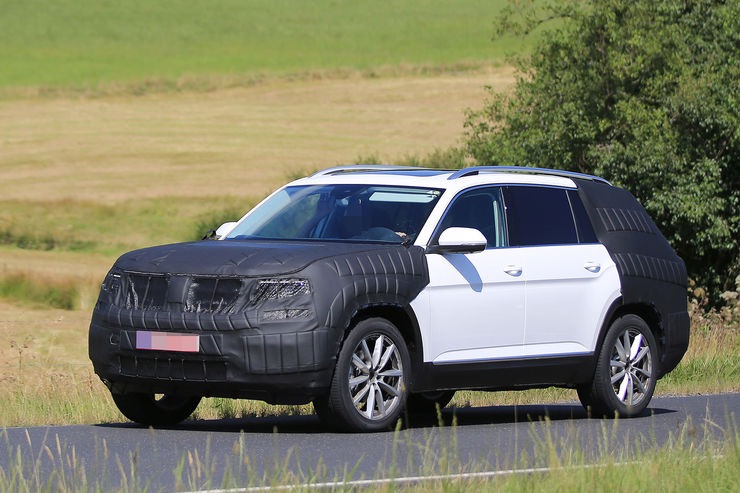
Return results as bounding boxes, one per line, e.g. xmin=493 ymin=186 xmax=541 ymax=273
xmin=310 ymin=165 xmax=426 ymax=177
xmin=447 ymin=166 xmax=611 ymax=185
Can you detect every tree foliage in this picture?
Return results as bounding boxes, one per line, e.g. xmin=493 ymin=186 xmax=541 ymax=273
xmin=465 ymin=0 xmax=739 ymax=302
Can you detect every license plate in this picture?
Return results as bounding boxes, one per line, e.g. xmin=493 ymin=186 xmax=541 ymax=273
xmin=136 ymin=331 xmax=199 ymax=353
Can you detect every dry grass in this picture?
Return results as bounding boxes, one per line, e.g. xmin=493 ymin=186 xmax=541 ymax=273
xmin=0 ymin=68 xmax=514 ymax=204
xmin=0 ymin=300 xmax=114 ymax=425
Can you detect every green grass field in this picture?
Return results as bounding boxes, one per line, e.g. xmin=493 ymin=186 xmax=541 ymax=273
xmin=0 ymin=0 xmax=531 ymax=92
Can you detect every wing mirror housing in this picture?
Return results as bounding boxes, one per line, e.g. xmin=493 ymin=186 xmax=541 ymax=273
xmin=214 ymin=221 xmax=238 ymax=239
xmin=428 ymin=227 xmax=487 ymax=254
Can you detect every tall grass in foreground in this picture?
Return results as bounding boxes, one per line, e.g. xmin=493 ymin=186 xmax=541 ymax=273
xmin=0 ymin=413 xmax=737 ymax=492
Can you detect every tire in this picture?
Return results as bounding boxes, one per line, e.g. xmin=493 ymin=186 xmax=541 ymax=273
xmin=578 ymin=314 xmax=658 ymax=418
xmin=314 ymin=317 xmax=410 ymax=432
xmin=405 ymin=391 xmax=455 ymax=416
xmin=112 ymin=392 xmax=201 ymax=426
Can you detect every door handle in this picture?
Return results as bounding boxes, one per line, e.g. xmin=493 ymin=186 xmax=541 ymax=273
xmin=584 ymin=261 xmax=601 ymax=273
xmin=504 ymin=265 xmax=523 ymax=277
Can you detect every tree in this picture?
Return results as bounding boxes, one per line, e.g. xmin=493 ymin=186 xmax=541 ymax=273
xmin=465 ymin=0 xmax=739 ymax=302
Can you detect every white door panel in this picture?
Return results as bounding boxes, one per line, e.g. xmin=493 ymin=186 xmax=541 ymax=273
xmin=523 ymin=244 xmax=619 ymax=353
xmin=422 ymin=249 xmax=526 ymax=363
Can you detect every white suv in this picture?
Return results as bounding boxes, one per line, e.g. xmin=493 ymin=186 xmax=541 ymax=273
xmin=89 ymin=166 xmax=690 ymax=431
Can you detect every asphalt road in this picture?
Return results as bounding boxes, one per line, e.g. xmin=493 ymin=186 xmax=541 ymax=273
xmin=1 ymin=393 xmax=737 ymax=492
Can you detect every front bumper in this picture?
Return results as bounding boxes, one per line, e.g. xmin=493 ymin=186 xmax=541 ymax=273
xmin=89 ymin=306 xmax=335 ymax=404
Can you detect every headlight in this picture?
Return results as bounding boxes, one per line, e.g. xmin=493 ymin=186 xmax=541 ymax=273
xmin=251 ymin=278 xmax=311 ymax=303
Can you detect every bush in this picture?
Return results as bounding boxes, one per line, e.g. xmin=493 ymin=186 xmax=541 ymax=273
xmin=464 ymin=0 xmax=739 ymax=305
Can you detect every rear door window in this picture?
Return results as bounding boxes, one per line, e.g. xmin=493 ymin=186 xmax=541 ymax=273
xmin=503 ymin=186 xmax=579 ymax=246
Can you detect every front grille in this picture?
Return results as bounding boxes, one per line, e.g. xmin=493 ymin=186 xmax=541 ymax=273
xmin=185 ymin=277 xmax=242 ymax=313
xmin=125 ymin=274 xmax=167 ymax=310
xmin=122 ymin=273 xmax=243 ymax=314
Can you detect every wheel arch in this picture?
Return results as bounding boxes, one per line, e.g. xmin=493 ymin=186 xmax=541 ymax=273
xmin=594 ymin=298 xmax=665 ymax=376
xmin=340 ymin=303 xmax=423 ymax=386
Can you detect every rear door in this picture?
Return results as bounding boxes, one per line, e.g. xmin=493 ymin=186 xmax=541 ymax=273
xmin=502 ymin=186 xmax=619 ymax=355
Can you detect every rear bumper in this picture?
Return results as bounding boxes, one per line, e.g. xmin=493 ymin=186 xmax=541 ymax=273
xmin=659 ymin=310 xmax=690 ymax=377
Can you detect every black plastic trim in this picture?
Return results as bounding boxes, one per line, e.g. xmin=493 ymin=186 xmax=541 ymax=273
xmin=411 ymin=354 xmax=596 ymax=392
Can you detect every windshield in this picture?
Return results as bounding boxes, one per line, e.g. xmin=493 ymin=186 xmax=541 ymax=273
xmin=225 ymin=184 xmax=443 ymax=244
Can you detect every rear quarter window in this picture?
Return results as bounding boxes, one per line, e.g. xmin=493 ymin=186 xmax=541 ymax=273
xmin=567 ymin=189 xmax=598 ymax=243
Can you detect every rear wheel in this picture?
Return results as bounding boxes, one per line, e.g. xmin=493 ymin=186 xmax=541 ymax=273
xmin=314 ymin=317 xmax=410 ymax=432
xmin=578 ymin=314 xmax=658 ymax=418
xmin=112 ymin=392 xmax=201 ymax=426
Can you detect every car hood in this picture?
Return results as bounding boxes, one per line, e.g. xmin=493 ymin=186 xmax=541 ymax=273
xmin=112 ymin=240 xmax=410 ymax=277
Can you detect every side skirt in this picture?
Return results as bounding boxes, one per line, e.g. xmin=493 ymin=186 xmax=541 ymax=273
xmin=411 ymin=354 xmax=596 ymax=393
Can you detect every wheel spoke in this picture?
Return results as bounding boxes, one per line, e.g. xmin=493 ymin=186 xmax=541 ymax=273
xmin=629 ymin=334 xmax=644 ymax=360
xmin=349 ymin=374 xmax=369 ymax=388
xmin=371 ymin=335 xmax=385 ymax=368
xmin=610 ymin=358 xmax=626 ymax=370
xmin=633 ymin=366 xmax=651 ymax=378
xmin=365 ymin=384 xmax=376 ymax=418
xmin=610 ymin=369 xmax=626 ymax=385
xmin=617 ymin=373 xmax=630 ymax=401
xmin=352 ymin=382 xmax=371 ymax=406
xmin=614 ymin=337 xmax=628 ymax=363
xmin=378 ymin=380 xmax=400 ymax=397
xmin=378 ymin=343 xmax=396 ymax=370
xmin=352 ymin=353 xmax=370 ymax=373
xmin=378 ymin=368 xmax=403 ymax=378
xmin=632 ymin=346 xmax=650 ymax=365
xmin=625 ymin=375 xmax=634 ymax=405
xmin=374 ymin=386 xmax=386 ymax=416
xmin=622 ymin=332 xmax=634 ymax=360
xmin=360 ymin=339 xmax=372 ymax=365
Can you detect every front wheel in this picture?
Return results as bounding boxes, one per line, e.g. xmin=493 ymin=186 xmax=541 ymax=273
xmin=112 ymin=392 xmax=201 ymax=426
xmin=315 ymin=317 xmax=410 ymax=432
xmin=578 ymin=314 xmax=658 ymax=418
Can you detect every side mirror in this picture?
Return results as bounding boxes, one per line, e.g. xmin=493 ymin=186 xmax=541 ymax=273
xmin=429 ymin=227 xmax=487 ymax=254
xmin=214 ymin=221 xmax=238 ymax=239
